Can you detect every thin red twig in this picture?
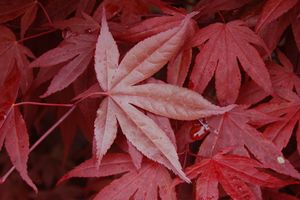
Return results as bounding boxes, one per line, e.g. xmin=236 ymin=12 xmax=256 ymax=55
xmin=18 ymin=29 xmax=57 ymax=43
xmin=37 ymin=1 xmax=53 ymax=25
xmin=13 ymin=101 xmax=73 ymax=107
xmin=0 ymin=105 xmax=76 ymax=183
xmin=73 ymin=91 xmax=108 ymax=104
xmin=0 ymin=88 xmax=108 ymax=182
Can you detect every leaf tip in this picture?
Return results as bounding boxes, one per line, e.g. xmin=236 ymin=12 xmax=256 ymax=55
xmin=177 ymin=169 xmax=191 ymax=184
xmin=56 ymin=175 xmax=68 ymax=186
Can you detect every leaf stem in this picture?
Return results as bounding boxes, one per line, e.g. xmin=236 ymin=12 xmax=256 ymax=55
xmin=73 ymin=91 xmax=108 ymax=104
xmin=0 ymin=105 xmax=76 ymax=183
xmin=13 ymin=101 xmax=73 ymax=107
xmin=18 ymin=29 xmax=57 ymax=43
xmin=37 ymin=1 xmax=53 ymax=25
xmin=0 ymin=90 xmax=106 ymax=183
xmin=29 ymin=106 xmax=76 ymax=152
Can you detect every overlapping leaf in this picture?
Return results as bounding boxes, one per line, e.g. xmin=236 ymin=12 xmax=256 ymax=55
xmin=256 ymin=90 xmax=300 ymax=154
xmin=198 ymin=106 xmax=300 ymax=179
xmin=115 ymin=14 xmax=186 ymax=42
xmin=0 ymin=26 xmax=34 ymax=93
xmin=0 ymin=0 xmax=38 ymax=37
xmin=1 ymin=0 xmax=300 ymax=197
xmin=92 ymin=12 xmax=233 ymax=181
xmin=255 ymin=0 xmax=298 ymax=32
xmin=0 ymin=68 xmax=20 ymax=149
xmin=115 ymin=12 xmax=196 ymax=87
xmin=258 ymin=11 xmax=292 ymax=52
xmin=0 ymin=69 xmax=36 ymax=191
xmin=174 ymin=152 xmax=294 ymax=200
xmin=58 ymin=153 xmax=135 ymax=183
xmin=238 ymin=50 xmax=300 ymax=105
xmin=94 ymin=161 xmax=176 ymax=200
xmin=254 ymin=0 xmax=300 ymax=53
xmin=30 ymin=33 xmax=97 ymax=97
xmin=1 ymin=107 xmax=37 ymax=192
xmin=190 ymin=20 xmax=272 ymax=105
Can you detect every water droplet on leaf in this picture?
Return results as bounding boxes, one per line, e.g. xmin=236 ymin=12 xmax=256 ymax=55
xmin=277 ymin=156 xmax=285 ymax=164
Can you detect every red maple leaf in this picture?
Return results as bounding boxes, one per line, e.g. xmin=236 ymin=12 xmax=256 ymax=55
xmin=90 ymin=11 xmax=233 ymax=181
xmin=255 ymin=0 xmax=298 ymax=32
xmin=58 ymin=153 xmax=135 ymax=184
xmin=0 ymin=0 xmax=299 ymax=198
xmin=0 ymin=26 xmax=34 ymax=93
xmin=256 ymin=89 xmax=300 ymax=154
xmin=174 ymin=150 xmax=295 ymax=200
xmin=198 ymin=106 xmax=300 ymax=179
xmin=0 ymin=0 xmax=39 ymax=37
xmin=189 ymin=20 xmax=272 ymax=105
xmin=114 ymin=11 xmax=197 ymax=87
xmin=94 ymin=161 xmax=176 ymax=200
xmin=0 ymin=68 xmax=36 ymax=192
xmin=238 ymin=50 xmax=300 ymax=105
xmin=30 ymin=33 xmax=97 ymax=97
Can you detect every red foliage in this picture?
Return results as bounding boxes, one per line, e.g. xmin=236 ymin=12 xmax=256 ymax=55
xmin=0 ymin=0 xmax=300 ymax=199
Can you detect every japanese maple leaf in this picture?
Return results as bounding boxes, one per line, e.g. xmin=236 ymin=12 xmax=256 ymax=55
xmin=115 ymin=12 xmax=196 ymax=87
xmin=189 ymin=20 xmax=272 ymax=105
xmin=255 ymin=90 xmax=300 ymax=154
xmin=115 ymin=135 xmax=144 ymax=170
xmin=198 ymin=106 xmax=300 ymax=179
xmin=0 ymin=0 xmax=38 ymax=37
xmin=58 ymin=153 xmax=135 ymax=184
xmin=257 ymin=11 xmax=292 ymax=52
xmin=75 ymin=79 xmax=178 ymax=170
xmin=0 ymin=26 xmax=34 ymax=93
xmin=0 ymin=69 xmax=36 ymax=192
xmin=115 ymin=14 xmax=188 ymax=43
xmin=116 ymin=78 xmax=178 ymax=169
xmin=30 ymin=33 xmax=97 ymax=97
xmin=239 ymin=1 xmax=290 ymax=52
xmin=0 ymin=68 xmax=20 ymax=148
xmin=174 ymin=151 xmax=294 ymax=200
xmin=167 ymin=46 xmax=193 ymax=86
xmin=92 ymin=12 xmax=232 ymax=181
xmin=255 ymin=0 xmax=298 ymax=32
xmin=60 ymin=156 xmax=175 ymax=200
xmin=253 ymin=0 xmax=300 ymax=52
xmin=94 ymin=161 xmax=176 ymax=200
xmin=238 ymin=50 xmax=300 ymax=105
xmin=251 ymin=0 xmax=300 ymax=53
